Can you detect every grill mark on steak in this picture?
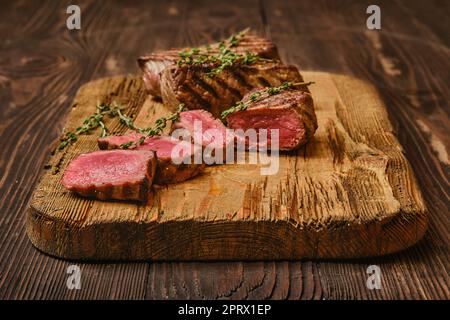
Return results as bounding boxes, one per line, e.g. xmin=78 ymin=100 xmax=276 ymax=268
xmin=161 ymin=59 xmax=309 ymax=117
xmin=122 ymin=183 xmax=137 ymax=199
xmin=138 ymin=33 xmax=281 ymax=96
xmin=230 ymin=69 xmax=253 ymax=90
xmin=139 ymin=35 xmax=280 ymax=65
xmin=244 ymin=63 xmax=303 ymax=87
xmin=241 ymin=65 xmax=278 ymax=86
xmin=181 ymin=83 xmax=213 ymax=110
xmin=191 ymin=74 xmax=219 ymax=99
xmin=257 ymin=76 xmax=271 ymax=88
xmin=98 ymin=185 xmax=113 ymax=200
xmin=214 ymin=75 xmax=244 ymax=100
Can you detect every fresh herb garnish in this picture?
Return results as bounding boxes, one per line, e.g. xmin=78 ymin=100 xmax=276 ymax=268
xmin=176 ymin=29 xmax=263 ymax=77
xmin=58 ymin=102 xmax=134 ymax=151
xmin=220 ymin=81 xmax=314 ymax=120
xmin=58 ymin=102 xmax=187 ymax=151
xmin=120 ymin=104 xmax=186 ymax=149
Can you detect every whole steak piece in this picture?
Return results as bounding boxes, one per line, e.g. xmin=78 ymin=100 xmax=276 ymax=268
xmin=138 ymin=33 xmax=280 ymax=97
xmin=61 ymin=150 xmax=157 ymax=201
xmin=98 ymin=134 xmax=205 ymax=185
xmin=161 ymin=60 xmax=305 ymax=118
xmin=226 ymin=89 xmax=318 ymax=151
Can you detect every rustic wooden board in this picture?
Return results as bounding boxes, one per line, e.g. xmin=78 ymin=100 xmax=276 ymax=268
xmin=26 ymin=71 xmax=427 ymax=260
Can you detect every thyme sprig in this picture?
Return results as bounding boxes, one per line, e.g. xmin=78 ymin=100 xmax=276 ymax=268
xmin=58 ymin=102 xmax=187 ymax=151
xmin=176 ymin=29 xmax=263 ymax=77
xmin=220 ymin=81 xmax=314 ymax=120
xmin=58 ymin=102 xmax=131 ymax=151
xmin=120 ymin=104 xmax=186 ymax=149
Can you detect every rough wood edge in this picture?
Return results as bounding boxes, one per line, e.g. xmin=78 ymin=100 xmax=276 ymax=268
xmin=27 ymin=204 xmax=427 ymax=261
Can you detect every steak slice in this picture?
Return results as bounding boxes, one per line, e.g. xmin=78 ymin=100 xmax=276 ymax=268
xmin=225 ymin=89 xmax=318 ymax=151
xmin=161 ymin=60 xmax=306 ymax=118
xmin=98 ymin=134 xmax=205 ymax=184
xmin=138 ymin=33 xmax=280 ymax=96
xmin=172 ymin=110 xmax=232 ymax=149
xmin=61 ymin=150 xmax=156 ymax=201
xmin=171 ymin=110 xmax=234 ymax=164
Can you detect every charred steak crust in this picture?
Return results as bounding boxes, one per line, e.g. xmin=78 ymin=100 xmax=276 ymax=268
xmin=61 ymin=150 xmax=157 ymax=202
xmin=70 ymin=177 xmax=151 ymax=201
xmin=97 ymin=135 xmax=205 ymax=185
xmin=227 ymin=89 xmax=318 ymax=150
xmin=154 ymin=157 xmax=205 ymax=185
xmin=138 ymin=34 xmax=281 ymax=96
xmin=161 ymin=61 xmax=305 ymax=118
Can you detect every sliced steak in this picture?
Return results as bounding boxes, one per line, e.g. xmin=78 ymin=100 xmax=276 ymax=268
xmin=98 ymin=134 xmax=205 ymax=184
xmin=61 ymin=150 xmax=156 ymax=201
xmin=172 ymin=110 xmax=232 ymax=149
xmin=225 ymin=89 xmax=318 ymax=151
xmin=171 ymin=110 xmax=234 ymax=164
xmin=138 ymin=33 xmax=280 ymax=96
xmin=98 ymin=132 xmax=144 ymax=150
xmin=161 ymin=60 xmax=306 ymax=118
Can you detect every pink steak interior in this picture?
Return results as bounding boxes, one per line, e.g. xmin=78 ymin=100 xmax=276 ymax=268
xmin=227 ymin=108 xmax=306 ymax=150
xmin=62 ymin=150 xmax=152 ymax=188
xmin=99 ymin=132 xmax=144 ymax=148
xmin=137 ymin=136 xmax=194 ymax=159
xmin=98 ymin=134 xmax=195 ymax=160
xmin=177 ymin=110 xmax=233 ymax=148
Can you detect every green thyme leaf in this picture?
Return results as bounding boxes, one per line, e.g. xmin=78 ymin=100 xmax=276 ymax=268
xmin=221 ymin=82 xmax=314 ymax=120
xmin=119 ymin=104 xmax=187 ymax=149
xmin=58 ymin=102 xmax=139 ymax=151
xmin=176 ymin=29 xmax=264 ymax=78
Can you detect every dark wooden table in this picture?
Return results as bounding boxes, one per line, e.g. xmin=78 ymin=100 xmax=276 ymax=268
xmin=0 ymin=0 xmax=448 ymax=300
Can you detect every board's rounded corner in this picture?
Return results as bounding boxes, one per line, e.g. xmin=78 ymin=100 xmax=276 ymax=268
xmin=375 ymin=208 xmax=429 ymax=257
xmin=26 ymin=205 xmax=70 ymax=260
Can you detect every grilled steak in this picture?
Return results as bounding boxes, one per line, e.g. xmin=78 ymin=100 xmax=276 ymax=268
xmin=172 ymin=110 xmax=232 ymax=149
xmin=61 ymin=150 xmax=156 ymax=201
xmin=226 ymin=89 xmax=317 ymax=151
xmin=161 ymin=60 xmax=306 ymax=118
xmin=138 ymin=33 xmax=280 ymax=96
xmin=171 ymin=110 xmax=234 ymax=164
xmin=98 ymin=134 xmax=205 ymax=184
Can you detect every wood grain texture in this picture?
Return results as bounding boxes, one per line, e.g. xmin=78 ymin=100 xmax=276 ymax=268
xmin=27 ymin=71 xmax=427 ymax=260
xmin=0 ymin=0 xmax=448 ymax=299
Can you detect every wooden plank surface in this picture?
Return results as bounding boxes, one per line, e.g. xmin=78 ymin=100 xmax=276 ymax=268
xmin=0 ymin=0 xmax=448 ymax=299
xmin=27 ymin=71 xmax=427 ymax=260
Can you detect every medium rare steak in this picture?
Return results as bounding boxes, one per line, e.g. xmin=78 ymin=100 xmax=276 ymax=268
xmin=161 ymin=61 xmax=306 ymax=118
xmin=138 ymin=33 xmax=280 ymax=96
xmin=98 ymin=134 xmax=205 ymax=184
xmin=61 ymin=150 xmax=156 ymax=201
xmin=226 ymin=89 xmax=318 ymax=151
xmin=172 ymin=110 xmax=232 ymax=149
xmin=171 ymin=110 xmax=234 ymax=164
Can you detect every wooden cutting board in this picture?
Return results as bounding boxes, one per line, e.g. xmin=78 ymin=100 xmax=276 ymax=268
xmin=26 ymin=71 xmax=428 ymax=261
